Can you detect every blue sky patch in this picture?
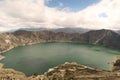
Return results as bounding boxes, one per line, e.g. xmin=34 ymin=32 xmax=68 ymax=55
xmin=46 ymin=0 xmax=101 ymax=12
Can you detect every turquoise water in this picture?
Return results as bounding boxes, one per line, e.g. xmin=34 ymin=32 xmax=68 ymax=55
xmin=0 ymin=42 xmax=120 ymax=76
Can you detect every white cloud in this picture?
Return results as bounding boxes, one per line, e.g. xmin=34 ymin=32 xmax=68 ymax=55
xmin=0 ymin=0 xmax=120 ymax=32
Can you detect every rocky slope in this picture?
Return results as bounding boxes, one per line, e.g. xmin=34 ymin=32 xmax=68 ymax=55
xmin=28 ymin=62 xmax=120 ymax=80
xmin=0 ymin=63 xmax=27 ymax=80
xmin=1 ymin=62 xmax=120 ymax=80
xmin=0 ymin=29 xmax=120 ymax=53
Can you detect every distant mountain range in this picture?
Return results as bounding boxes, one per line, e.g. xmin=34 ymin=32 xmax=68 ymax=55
xmin=18 ymin=27 xmax=90 ymax=33
xmin=0 ymin=29 xmax=120 ymax=53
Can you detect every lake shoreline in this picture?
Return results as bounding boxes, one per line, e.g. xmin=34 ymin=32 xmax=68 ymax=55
xmin=1 ymin=42 xmax=119 ymax=76
xmin=0 ymin=41 xmax=86 ymax=61
xmin=0 ymin=55 xmax=5 ymax=61
xmin=0 ymin=41 xmax=120 ymax=79
xmin=1 ymin=41 xmax=119 ymax=55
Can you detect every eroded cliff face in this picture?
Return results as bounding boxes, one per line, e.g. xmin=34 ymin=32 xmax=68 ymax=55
xmin=1 ymin=62 xmax=120 ymax=80
xmin=0 ymin=29 xmax=120 ymax=53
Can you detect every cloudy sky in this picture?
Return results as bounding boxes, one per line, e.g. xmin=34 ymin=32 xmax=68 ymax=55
xmin=0 ymin=0 xmax=120 ymax=32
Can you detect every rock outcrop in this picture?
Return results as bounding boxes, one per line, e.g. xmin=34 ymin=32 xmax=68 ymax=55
xmin=0 ymin=63 xmax=27 ymax=80
xmin=112 ymin=56 xmax=120 ymax=71
xmin=29 ymin=62 xmax=120 ymax=80
xmin=0 ymin=62 xmax=120 ymax=80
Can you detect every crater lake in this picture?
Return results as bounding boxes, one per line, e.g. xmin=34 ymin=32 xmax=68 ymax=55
xmin=0 ymin=42 xmax=119 ymax=76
